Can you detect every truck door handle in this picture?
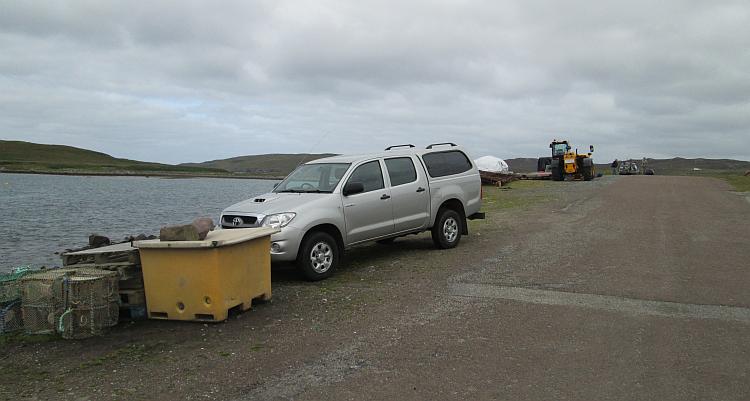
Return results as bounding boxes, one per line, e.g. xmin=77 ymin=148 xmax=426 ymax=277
xmin=380 ymin=194 xmax=391 ymax=200
xmin=416 ymin=187 xmax=425 ymax=193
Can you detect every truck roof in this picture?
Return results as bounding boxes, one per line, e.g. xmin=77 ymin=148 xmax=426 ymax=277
xmin=308 ymin=144 xmax=470 ymax=165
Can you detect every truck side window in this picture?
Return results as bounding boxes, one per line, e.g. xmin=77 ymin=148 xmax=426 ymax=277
xmin=422 ymin=150 xmax=472 ymax=178
xmin=347 ymin=161 xmax=384 ymax=193
xmin=385 ymin=157 xmax=417 ymax=187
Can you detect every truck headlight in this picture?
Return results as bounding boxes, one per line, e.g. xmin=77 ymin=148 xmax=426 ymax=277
xmin=262 ymin=213 xmax=296 ymax=228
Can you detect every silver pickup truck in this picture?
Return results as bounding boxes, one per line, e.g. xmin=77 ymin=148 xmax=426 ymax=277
xmin=220 ymin=143 xmax=484 ymax=280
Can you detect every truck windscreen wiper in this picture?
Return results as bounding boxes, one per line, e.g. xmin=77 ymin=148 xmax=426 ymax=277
xmin=277 ymin=189 xmax=331 ymax=193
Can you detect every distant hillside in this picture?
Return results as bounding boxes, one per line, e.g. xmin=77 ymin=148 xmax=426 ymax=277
xmin=0 ymin=140 xmax=228 ymax=176
xmin=505 ymin=156 xmax=750 ymax=175
xmin=640 ymin=158 xmax=750 ymax=175
xmin=182 ymin=153 xmax=337 ymax=177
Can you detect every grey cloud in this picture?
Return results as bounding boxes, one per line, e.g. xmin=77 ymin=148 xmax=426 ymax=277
xmin=0 ymin=0 xmax=748 ymax=164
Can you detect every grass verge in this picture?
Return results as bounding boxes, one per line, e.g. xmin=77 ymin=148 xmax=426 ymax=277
xmin=723 ymin=175 xmax=750 ymax=192
xmin=0 ymin=332 xmax=58 ymax=346
xmin=480 ymin=180 xmax=553 ymax=212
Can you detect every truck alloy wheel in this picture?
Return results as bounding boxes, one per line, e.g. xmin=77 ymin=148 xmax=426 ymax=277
xmin=432 ymin=209 xmax=462 ymax=249
xmin=443 ymin=217 xmax=459 ymax=243
xmin=297 ymin=231 xmax=339 ymax=281
xmin=309 ymin=241 xmax=333 ymax=273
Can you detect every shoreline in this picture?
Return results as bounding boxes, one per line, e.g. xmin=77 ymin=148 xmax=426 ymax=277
xmin=0 ymin=169 xmax=283 ymax=180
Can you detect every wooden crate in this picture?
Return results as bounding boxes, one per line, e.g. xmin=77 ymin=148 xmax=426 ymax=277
xmin=119 ymin=289 xmax=145 ymax=307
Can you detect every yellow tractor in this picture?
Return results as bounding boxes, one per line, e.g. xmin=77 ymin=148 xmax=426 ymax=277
xmin=549 ymin=139 xmax=595 ymax=181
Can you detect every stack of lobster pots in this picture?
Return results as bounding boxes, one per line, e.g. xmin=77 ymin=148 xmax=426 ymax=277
xmin=21 ymin=268 xmax=120 ymax=339
xmin=61 ymin=242 xmax=147 ymax=320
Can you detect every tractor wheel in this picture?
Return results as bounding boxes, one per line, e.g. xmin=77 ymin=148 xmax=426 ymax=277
xmin=551 ymin=167 xmax=564 ymax=181
xmin=583 ymin=166 xmax=594 ymax=181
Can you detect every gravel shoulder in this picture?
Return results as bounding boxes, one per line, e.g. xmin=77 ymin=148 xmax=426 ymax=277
xmin=2 ymin=176 xmax=749 ymax=401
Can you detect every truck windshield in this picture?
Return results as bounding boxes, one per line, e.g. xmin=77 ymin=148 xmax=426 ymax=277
xmin=274 ymin=163 xmax=351 ymax=193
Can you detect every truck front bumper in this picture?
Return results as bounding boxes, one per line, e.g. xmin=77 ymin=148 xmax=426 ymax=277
xmin=269 ymin=225 xmax=303 ymax=262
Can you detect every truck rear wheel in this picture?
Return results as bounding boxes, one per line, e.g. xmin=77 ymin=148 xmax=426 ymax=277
xmin=432 ymin=209 xmax=462 ymax=249
xmin=297 ymin=231 xmax=339 ymax=281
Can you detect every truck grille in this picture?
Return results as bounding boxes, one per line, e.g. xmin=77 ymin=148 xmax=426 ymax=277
xmin=221 ymin=215 xmax=259 ymax=228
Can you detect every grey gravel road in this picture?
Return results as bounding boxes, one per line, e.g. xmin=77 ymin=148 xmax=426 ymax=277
xmin=3 ymin=175 xmax=749 ymax=401
xmin=245 ymin=175 xmax=750 ymax=401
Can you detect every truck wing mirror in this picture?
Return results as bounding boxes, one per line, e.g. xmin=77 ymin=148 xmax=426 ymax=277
xmin=343 ymin=182 xmax=365 ymax=196
xmin=589 ymin=145 xmax=594 ymax=152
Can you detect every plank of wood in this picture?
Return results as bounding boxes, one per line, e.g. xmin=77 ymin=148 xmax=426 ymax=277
xmin=63 ymin=262 xmax=137 ymax=270
xmin=63 ymin=242 xmax=137 ymax=255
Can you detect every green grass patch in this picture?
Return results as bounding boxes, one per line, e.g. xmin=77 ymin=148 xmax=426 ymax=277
xmin=0 ymin=140 xmax=230 ymax=175
xmin=0 ymin=332 xmax=59 ymax=346
xmin=480 ymin=181 xmax=553 ymax=212
xmin=685 ymin=171 xmax=750 ymax=192
xmin=721 ymin=175 xmax=750 ymax=192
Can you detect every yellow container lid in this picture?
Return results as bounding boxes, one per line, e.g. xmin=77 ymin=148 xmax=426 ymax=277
xmin=134 ymin=227 xmax=279 ymax=249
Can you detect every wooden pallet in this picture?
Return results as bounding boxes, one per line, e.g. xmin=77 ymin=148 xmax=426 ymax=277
xmin=119 ymin=289 xmax=146 ymax=307
xmin=119 ymin=305 xmax=147 ymax=320
xmin=61 ymin=242 xmax=141 ymax=267
xmin=62 ymin=243 xmax=147 ymax=306
xmin=119 ymin=289 xmax=147 ymax=321
xmin=479 ymin=170 xmax=517 ymax=186
xmin=118 ymin=276 xmax=144 ymax=290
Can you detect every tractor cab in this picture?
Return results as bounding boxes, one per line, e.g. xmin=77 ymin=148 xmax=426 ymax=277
xmin=550 ymin=141 xmax=571 ymax=157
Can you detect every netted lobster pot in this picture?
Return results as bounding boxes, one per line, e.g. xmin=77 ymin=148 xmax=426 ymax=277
xmin=0 ymin=267 xmax=33 ymax=304
xmin=21 ymin=268 xmax=120 ymax=338
xmin=0 ymin=301 xmax=23 ymax=334
xmin=58 ymin=303 xmax=120 ymax=340
xmin=20 ymin=273 xmax=58 ymax=335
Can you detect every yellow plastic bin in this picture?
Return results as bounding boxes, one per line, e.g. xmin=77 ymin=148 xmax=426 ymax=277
xmin=135 ymin=227 xmax=278 ymax=322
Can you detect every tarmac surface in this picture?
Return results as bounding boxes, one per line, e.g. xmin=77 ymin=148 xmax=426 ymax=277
xmin=2 ymin=175 xmax=749 ymax=400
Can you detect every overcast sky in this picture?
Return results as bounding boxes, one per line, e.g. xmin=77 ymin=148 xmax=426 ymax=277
xmin=1 ymin=1 xmax=749 ymax=164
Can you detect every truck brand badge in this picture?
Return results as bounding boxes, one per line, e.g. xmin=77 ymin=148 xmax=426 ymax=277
xmin=232 ymin=217 xmax=243 ymax=226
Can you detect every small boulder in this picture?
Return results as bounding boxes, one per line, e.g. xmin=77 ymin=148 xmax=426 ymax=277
xmin=192 ymin=217 xmax=215 ymax=240
xmin=89 ymin=234 xmax=110 ymax=248
xmin=160 ymin=224 xmax=200 ymax=241
xmin=160 ymin=218 xmax=215 ymax=241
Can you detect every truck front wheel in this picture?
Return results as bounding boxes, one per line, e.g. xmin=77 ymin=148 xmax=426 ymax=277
xmin=297 ymin=231 xmax=339 ymax=281
xmin=432 ymin=209 xmax=462 ymax=249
